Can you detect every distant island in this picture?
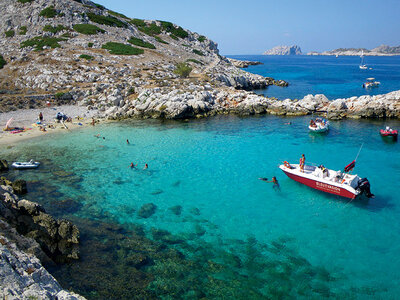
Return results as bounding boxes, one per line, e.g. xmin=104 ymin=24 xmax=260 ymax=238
xmin=263 ymin=45 xmax=302 ymax=55
xmin=308 ymin=44 xmax=400 ymax=56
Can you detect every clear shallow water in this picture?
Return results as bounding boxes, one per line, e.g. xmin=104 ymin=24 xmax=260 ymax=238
xmin=2 ymin=116 xmax=400 ymax=298
xmin=228 ymin=55 xmax=400 ymax=100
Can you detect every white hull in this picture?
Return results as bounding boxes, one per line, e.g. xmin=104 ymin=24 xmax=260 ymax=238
xmin=12 ymin=162 xmax=40 ymax=169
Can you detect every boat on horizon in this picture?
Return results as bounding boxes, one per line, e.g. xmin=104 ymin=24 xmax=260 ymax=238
xmin=279 ymin=160 xmax=374 ymax=199
xmin=359 ymin=50 xmax=367 ymax=69
xmin=309 ymin=117 xmax=329 ymax=133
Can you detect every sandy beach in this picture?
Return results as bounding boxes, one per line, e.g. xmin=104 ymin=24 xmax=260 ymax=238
xmin=0 ymin=105 xmax=99 ymax=146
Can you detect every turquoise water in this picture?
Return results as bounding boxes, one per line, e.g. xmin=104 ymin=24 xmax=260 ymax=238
xmin=228 ymin=55 xmax=400 ymax=100
xmin=2 ymin=116 xmax=400 ymax=298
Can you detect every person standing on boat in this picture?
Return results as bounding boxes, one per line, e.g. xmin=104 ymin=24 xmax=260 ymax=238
xmin=299 ymin=154 xmax=305 ymax=172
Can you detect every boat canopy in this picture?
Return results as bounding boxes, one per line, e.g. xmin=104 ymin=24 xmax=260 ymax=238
xmin=366 ymin=78 xmax=375 ymax=81
xmin=344 ymin=160 xmax=356 ymax=173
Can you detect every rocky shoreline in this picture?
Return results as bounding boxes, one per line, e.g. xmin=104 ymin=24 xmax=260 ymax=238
xmin=0 ymin=171 xmax=83 ymax=299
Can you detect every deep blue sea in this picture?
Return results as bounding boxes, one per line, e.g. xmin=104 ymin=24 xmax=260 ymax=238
xmin=228 ymin=55 xmax=400 ymax=100
xmin=2 ymin=115 xmax=400 ymax=299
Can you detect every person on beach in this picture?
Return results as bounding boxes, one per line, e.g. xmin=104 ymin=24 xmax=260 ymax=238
xmin=38 ymin=112 xmax=43 ymax=122
xmin=91 ymin=117 xmax=95 ymax=126
xmin=299 ymin=154 xmax=305 ymax=172
xmin=144 ymin=163 xmax=148 ymax=169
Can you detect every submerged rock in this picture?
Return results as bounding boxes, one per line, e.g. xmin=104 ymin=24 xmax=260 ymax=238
xmin=138 ymin=203 xmax=157 ymax=218
xmin=0 ymin=160 xmax=9 ymax=171
xmin=12 ymin=179 xmax=27 ymax=195
xmin=169 ymin=205 xmax=182 ymax=216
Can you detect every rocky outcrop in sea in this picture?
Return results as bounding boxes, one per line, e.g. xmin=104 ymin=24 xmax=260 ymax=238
xmin=263 ymin=45 xmax=302 ymax=55
xmin=227 ymin=58 xmax=262 ymax=68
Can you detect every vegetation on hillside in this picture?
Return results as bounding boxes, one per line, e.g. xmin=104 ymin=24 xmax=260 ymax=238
xmin=21 ymin=36 xmax=67 ymax=51
xmin=87 ymin=12 xmax=127 ymax=28
xmin=39 ymin=6 xmax=58 ymax=18
xmin=73 ymin=24 xmax=105 ymax=35
xmin=17 ymin=0 xmax=34 ymax=3
xmin=186 ymin=58 xmax=203 ymax=65
xmin=79 ymin=54 xmax=94 ymax=60
xmin=197 ymin=36 xmax=206 ymax=42
xmin=19 ymin=26 xmax=27 ymax=35
xmin=127 ymin=37 xmax=155 ymax=49
xmin=174 ymin=62 xmax=192 ymax=78
xmin=5 ymin=30 xmax=15 ymax=38
xmin=154 ymin=36 xmax=168 ymax=44
xmin=108 ymin=10 xmax=129 ymax=19
xmin=159 ymin=21 xmax=188 ymax=39
xmin=192 ymin=49 xmax=204 ymax=56
xmin=0 ymin=55 xmax=6 ymax=69
xmin=43 ymin=25 xmax=70 ymax=34
xmin=101 ymin=42 xmax=144 ymax=55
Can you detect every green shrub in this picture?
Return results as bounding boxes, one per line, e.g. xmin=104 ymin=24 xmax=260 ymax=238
xmin=186 ymin=58 xmax=203 ymax=65
xmin=138 ymin=23 xmax=162 ymax=36
xmin=55 ymin=92 xmax=66 ymax=99
xmin=108 ymin=10 xmax=129 ymax=19
xmin=19 ymin=26 xmax=27 ymax=35
xmin=17 ymin=0 xmax=34 ymax=3
xmin=159 ymin=21 xmax=188 ymax=39
xmin=88 ymin=42 xmax=94 ymax=48
xmin=127 ymin=37 xmax=155 ymax=49
xmin=182 ymin=44 xmax=190 ymax=47
xmin=170 ymin=34 xmax=179 ymax=41
xmin=129 ymin=18 xmax=146 ymax=27
xmin=197 ymin=35 xmax=206 ymax=42
xmin=101 ymin=42 xmax=144 ymax=55
xmin=0 ymin=55 xmax=6 ymax=69
xmin=21 ymin=36 xmax=66 ymax=51
xmin=173 ymin=62 xmax=192 ymax=78
xmin=73 ymin=24 xmax=105 ymax=35
xmin=193 ymin=49 xmax=204 ymax=56
xmin=5 ymin=30 xmax=15 ymax=38
xmin=154 ymin=36 xmax=168 ymax=44
xmin=43 ymin=25 xmax=69 ymax=34
xmin=87 ymin=12 xmax=127 ymax=28
xmin=79 ymin=54 xmax=93 ymax=60
xmin=39 ymin=6 xmax=57 ymax=18
xmin=94 ymin=3 xmax=105 ymax=10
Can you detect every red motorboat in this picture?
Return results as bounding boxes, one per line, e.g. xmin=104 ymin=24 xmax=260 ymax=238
xmin=380 ymin=126 xmax=398 ymax=139
xmin=279 ymin=160 xmax=374 ymax=199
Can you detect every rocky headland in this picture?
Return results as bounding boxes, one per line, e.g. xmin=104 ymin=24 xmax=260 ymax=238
xmin=308 ymin=44 xmax=400 ymax=56
xmin=227 ymin=58 xmax=262 ymax=68
xmin=263 ymin=45 xmax=302 ymax=55
xmin=0 ymin=173 xmax=83 ymax=299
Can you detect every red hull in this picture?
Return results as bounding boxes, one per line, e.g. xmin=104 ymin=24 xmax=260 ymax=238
xmin=282 ymin=170 xmax=357 ymax=199
xmin=380 ymin=130 xmax=398 ymax=138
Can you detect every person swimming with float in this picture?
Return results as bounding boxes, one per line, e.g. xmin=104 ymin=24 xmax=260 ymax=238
xmin=129 ymin=162 xmax=138 ymax=169
xmin=259 ymin=176 xmax=280 ymax=189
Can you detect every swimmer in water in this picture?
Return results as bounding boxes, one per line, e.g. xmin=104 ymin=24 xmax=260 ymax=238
xmin=144 ymin=163 xmax=148 ymax=169
xmin=129 ymin=162 xmax=138 ymax=169
xmin=259 ymin=176 xmax=280 ymax=189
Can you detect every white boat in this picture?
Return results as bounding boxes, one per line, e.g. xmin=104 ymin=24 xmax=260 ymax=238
xmin=279 ymin=161 xmax=374 ymax=199
xmin=309 ymin=117 xmax=329 ymax=132
xmin=11 ymin=160 xmax=40 ymax=169
xmin=363 ymin=78 xmax=380 ymax=88
xmin=359 ymin=50 xmax=367 ymax=69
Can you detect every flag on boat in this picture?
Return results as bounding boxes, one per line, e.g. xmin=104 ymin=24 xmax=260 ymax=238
xmin=344 ymin=160 xmax=356 ymax=173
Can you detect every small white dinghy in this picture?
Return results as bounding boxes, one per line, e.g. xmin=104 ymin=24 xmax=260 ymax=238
xmin=309 ymin=118 xmax=329 ymax=133
xmin=12 ymin=160 xmax=40 ymax=169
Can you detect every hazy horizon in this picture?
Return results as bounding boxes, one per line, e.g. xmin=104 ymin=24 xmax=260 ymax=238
xmin=95 ymin=0 xmax=400 ymax=55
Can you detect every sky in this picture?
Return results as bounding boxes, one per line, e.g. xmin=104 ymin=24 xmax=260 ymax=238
xmin=94 ymin=0 xmax=400 ymax=55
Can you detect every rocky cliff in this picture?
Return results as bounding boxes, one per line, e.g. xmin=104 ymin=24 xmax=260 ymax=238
xmin=0 ymin=0 xmax=286 ymax=114
xmin=263 ymin=45 xmax=302 ymax=55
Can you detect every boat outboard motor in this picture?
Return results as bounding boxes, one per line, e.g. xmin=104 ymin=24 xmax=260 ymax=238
xmin=357 ymin=178 xmax=374 ymax=198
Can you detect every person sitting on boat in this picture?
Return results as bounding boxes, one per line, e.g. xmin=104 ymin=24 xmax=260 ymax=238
xmin=299 ymin=154 xmax=305 ymax=172
xmin=309 ymin=120 xmax=316 ymax=128
xmin=319 ymin=165 xmax=329 ymax=177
